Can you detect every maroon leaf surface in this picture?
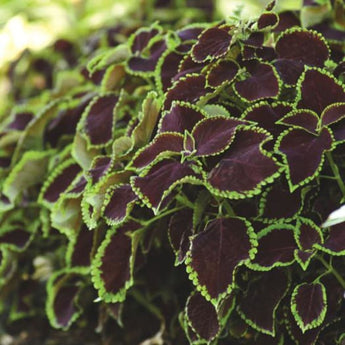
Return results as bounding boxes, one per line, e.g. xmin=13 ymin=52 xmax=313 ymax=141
xmin=207 ymin=129 xmax=279 ymax=197
xmin=186 ymin=292 xmax=220 ymax=340
xmin=297 ymin=69 xmax=345 ymax=113
xmin=277 ymin=127 xmax=333 ymax=188
xmin=192 ymin=27 xmax=232 ymax=62
xmin=207 ymin=60 xmax=239 ymax=87
xmin=132 ymin=159 xmax=200 ymax=210
xmin=238 ymin=269 xmax=289 ymax=335
xmin=188 ymin=217 xmax=255 ymax=299
xmin=85 ymin=95 xmax=118 ymax=146
xmin=160 ymin=102 xmax=204 ymax=133
xmin=235 ymin=61 xmax=280 ymax=101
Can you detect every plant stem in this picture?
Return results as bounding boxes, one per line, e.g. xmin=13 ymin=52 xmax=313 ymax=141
xmin=144 ymin=206 xmax=185 ymax=226
xmin=326 ymin=152 xmax=345 ymax=201
xmin=317 ymin=255 xmax=345 ymax=289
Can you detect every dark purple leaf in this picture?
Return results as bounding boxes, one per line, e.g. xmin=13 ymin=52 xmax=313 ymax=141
xmin=192 ymin=27 xmax=232 ymax=62
xmin=274 ymin=59 xmax=304 ymax=85
xmin=244 ymin=32 xmax=264 ymax=47
xmin=235 ymin=61 xmax=280 ymax=101
xmin=258 ymin=12 xmax=278 ymax=30
xmin=158 ymin=50 xmax=185 ymax=91
xmin=285 ymin=309 xmax=321 ymax=345
xmin=177 ymin=55 xmax=206 ymax=79
xmin=177 ymin=26 xmax=204 ymax=41
xmin=278 ymin=109 xmax=319 ymax=134
xmin=317 ymin=222 xmax=345 ymax=255
xmin=132 ymin=159 xmax=201 ymax=211
xmin=67 ymin=175 xmax=87 ymax=195
xmin=42 ymin=163 xmax=81 ymax=203
xmin=259 ymin=181 xmax=302 ymax=220
xmin=164 ymin=74 xmax=212 ymax=110
xmin=276 ymin=29 xmax=329 ymax=67
xmin=132 ymin=133 xmax=183 ymax=168
xmin=238 ymin=269 xmax=289 ymax=335
xmin=160 ymin=102 xmax=205 ymax=133
xmin=291 ymin=282 xmax=327 ymax=332
xmin=312 ymin=23 xmax=345 ymax=42
xmin=250 ymin=226 xmax=297 ymax=269
xmin=243 ymin=102 xmax=292 ymax=138
xmin=277 ymin=127 xmax=333 ymax=188
xmin=274 ymin=12 xmax=300 ymax=32
xmin=130 ymin=27 xmax=159 ymax=53
xmin=297 ymin=69 xmax=345 ymax=114
xmin=85 ymin=95 xmax=118 ymax=146
xmin=87 ymin=156 xmax=112 ymax=184
xmin=103 ymin=184 xmax=138 ymax=224
xmin=45 ymin=93 xmax=93 ymax=147
xmin=255 ymin=46 xmax=276 ymax=61
xmin=242 ymin=46 xmax=256 ymax=60
xmin=321 ymin=102 xmax=345 ymax=127
xmin=207 ymin=129 xmax=279 ymax=197
xmin=188 ymin=217 xmax=255 ymax=300
xmin=54 ymin=285 xmax=80 ymax=328
xmin=168 ymin=209 xmax=193 ymax=264
xmin=128 ymin=40 xmax=166 ymax=73
xmin=207 ymin=60 xmax=239 ymax=88
xmin=96 ymin=221 xmax=141 ymax=297
xmin=186 ymin=292 xmax=219 ymax=340
xmin=70 ymin=224 xmax=94 ymax=267
xmin=296 ymin=219 xmax=322 ymax=250
xmin=7 ymin=112 xmax=33 ymax=130
xmin=193 ymin=117 xmax=245 ymax=156
xmin=295 ymin=250 xmax=314 ymax=267
xmin=0 ymin=229 xmax=31 ymax=249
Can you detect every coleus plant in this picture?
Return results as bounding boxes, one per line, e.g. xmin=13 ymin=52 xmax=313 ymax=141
xmin=1 ymin=0 xmax=345 ymax=344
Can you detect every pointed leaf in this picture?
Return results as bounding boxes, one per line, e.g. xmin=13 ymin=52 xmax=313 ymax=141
xmin=82 ymin=94 xmax=119 ymax=147
xmin=159 ymin=102 xmax=205 ymax=134
xmin=131 ymin=133 xmax=183 ymax=169
xmin=39 ymin=160 xmax=81 ymax=206
xmin=321 ymin=102 xmax=345 ymax=127
xmin=164 ymin=74 xmax=212 ymax=109
xmin=297 ymin=68 xmax=345 ymax=113
xmin=206 ymin=60 xmax=239 ymax=88
xmin=192 ymin=116 xmax=245 ymax=156
xmin=238 ymin=269 xmax=289 ymax=336
xmin=276 ymin=127 xmax=333 ymax=190
xmin=103 ymin=184 xmax=138 ymax=225
xmin=46 ymin=269 xmax=88 ymax=330
xmin=248 ymin=225 xmax=297 ymax=270
xmin=291 ymin=282 xmax=327 ymax=333
xmin=257 ymin=12 xmax=279 ymax=30
xmin=132 ymin=159 xmax=201 ymax=212
xmin=192 ymin=27 xmax=232 ymax=63
xmin=168 ymin=208 xmax=193 ymax=265
xmin=91 ymin=221 xmax=141 ymax=303
xmin=315 ymin=222 xmax=345 ymax=255
xmin=67 ymin=224 xmax=94 ymax=267
xmin=207 ymin=128 xmax=280 ymax=199
xmin=277 ymin=109 xmax=319 ymax=134
xmin=295 ymin=218 xmax=323 ymax=251
xmin=234 ymin=62 xmax=280 ymax=102
xmin=186 ymin=217 xmax=257 ymax=301
xmin=186 ymin=292 xmax=220 ymax=341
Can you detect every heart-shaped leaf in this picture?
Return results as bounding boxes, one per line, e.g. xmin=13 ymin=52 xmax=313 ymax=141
xmin=186 ymin=217 xmax=257 ymax=301
xmin=291 ymin=282 xmax=327 ymax=333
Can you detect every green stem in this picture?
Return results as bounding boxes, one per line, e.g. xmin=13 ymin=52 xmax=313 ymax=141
xmin=317 ymin=255 xmax=345 ymax=289
xmin=175 ymin=194 xmax=194 ymax=209
xmin=326 ymin=152 xmax=345 ymax=201
xmin=143 ymin=206 xmax=185 ymax=226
